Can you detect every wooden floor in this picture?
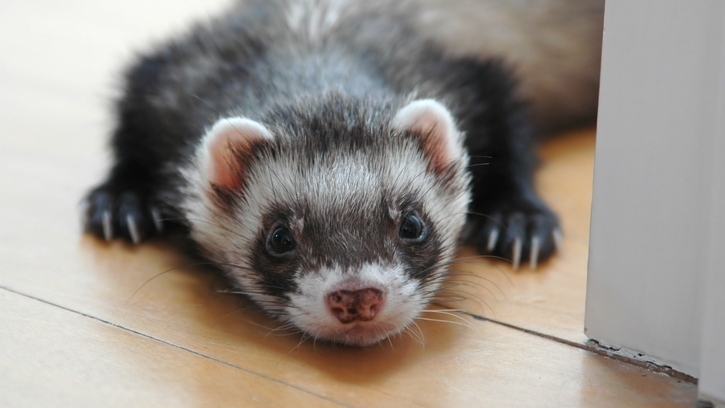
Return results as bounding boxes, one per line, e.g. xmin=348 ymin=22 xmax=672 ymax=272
xmin=0 ymin=1 xmax=698 ymax=407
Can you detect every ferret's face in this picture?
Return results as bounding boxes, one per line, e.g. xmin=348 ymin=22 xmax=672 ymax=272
xmin=184 ymin=99 xmax=470 ymax=346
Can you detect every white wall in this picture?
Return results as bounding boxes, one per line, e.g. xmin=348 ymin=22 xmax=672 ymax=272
xmin=698 ymin=23 xmax=725 ymax=402
xmin=586 ymin=0 xmax=725 ymax=399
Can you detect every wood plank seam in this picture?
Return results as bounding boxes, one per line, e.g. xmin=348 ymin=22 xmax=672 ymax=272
xmin=468 ymin=312 xmax=698 ymax=383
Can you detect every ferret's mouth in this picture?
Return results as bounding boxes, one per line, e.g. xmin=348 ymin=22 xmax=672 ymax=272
xmin=313 ymin=320 xmax=407 ymax=347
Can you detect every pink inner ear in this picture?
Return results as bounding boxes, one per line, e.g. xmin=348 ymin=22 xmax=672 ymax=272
xmin=207 ymin=131 xmax=242 ymax=190
xmin=202 ymin=117 xmax=274 ymax=191
xmin=392 ymin=99 xmax=462 ymax=175
xmin=420 ymin=129 xmax=451 ymax=175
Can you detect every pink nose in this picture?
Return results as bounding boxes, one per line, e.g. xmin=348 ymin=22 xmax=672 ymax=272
xmin=326 ymin=288 xmax=385 ymax=324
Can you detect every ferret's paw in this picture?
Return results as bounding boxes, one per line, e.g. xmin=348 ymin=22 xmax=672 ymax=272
xmin=466 ymin=200 xmax=561 ymax=270
xmin=81 ymin=185 xmax=164 ymax=244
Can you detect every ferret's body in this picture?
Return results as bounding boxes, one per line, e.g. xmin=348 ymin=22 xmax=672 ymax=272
xmin=407 ymin=0 xmax=604 ymax=133
xmin=84 ymin=0 xmax=601 ymax=346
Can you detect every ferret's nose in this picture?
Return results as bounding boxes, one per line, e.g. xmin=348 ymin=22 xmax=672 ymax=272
xmin=326 ymin=288 xmax=385 ymax=324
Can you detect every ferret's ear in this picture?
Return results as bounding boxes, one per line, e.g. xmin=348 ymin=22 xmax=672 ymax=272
xmin=391 ymin=99 xmax=464 ymax=175
xmin=199 ymin=117 xmax=274 ymax=190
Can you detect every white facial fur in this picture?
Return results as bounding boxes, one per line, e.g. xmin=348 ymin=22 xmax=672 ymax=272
xmin=289 ymin=262 xmax=423 ymax=346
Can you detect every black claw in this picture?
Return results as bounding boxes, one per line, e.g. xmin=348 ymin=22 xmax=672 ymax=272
xmin=117 ymin=192 xmax=148 ymax=243
xmin=501 ymin=212 xmax=527 ymax=257
xmin=526 ymin=213 xmax=558 ymax=262
xmin=85 ymin=189 xmax=115 ymax=240
xmin=476 ymin=212 xmax=503 ymax=253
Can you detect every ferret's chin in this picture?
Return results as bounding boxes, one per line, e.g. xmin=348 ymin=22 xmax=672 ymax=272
xmin=297 ymin=318 xmax=410 ymax=347
xmin=322 ymin=323 xmax=404 ymax=347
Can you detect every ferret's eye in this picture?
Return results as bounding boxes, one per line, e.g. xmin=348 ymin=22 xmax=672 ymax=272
xmin=399 ymin=214 xmax=425 ymax=241
xmin=267 ymin=226 xmax=296 ymax=256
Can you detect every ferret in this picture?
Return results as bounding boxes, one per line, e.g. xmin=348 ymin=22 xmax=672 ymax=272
xmin=83 ymin=0 xmax=602 ymax=346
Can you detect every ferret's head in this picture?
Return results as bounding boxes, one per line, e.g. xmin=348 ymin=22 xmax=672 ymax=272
xmin=184 ymin=97 xmax=470 ymax=346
